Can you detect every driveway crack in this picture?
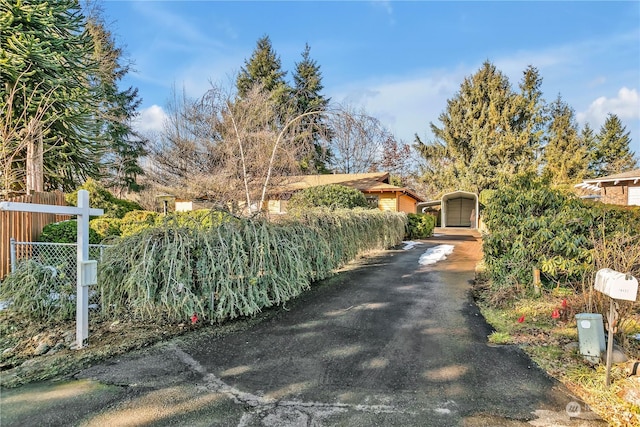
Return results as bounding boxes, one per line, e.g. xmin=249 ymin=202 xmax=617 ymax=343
xmin=171 ymin=346 xmax=403 ymax=426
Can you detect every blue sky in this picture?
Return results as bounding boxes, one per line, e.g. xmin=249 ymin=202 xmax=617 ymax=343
xmin=101 ymin=1 xmax=640 ymax=157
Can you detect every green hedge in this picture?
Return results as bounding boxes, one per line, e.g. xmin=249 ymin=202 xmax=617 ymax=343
xmin=97 ymin=208 xmax=406 ymax=323
xmin=288 ymin=184 xmax=370 ymax=210
xmin=482 ymin=175 xmax=640 ymax=293
xmin=405 ymin=213 xmax=436 ymax=239
xmin=37 ymin=209 xmax=237 ymax=244
xmin=66 ymin=179 xmax=143 ymax=219
xmin=38 ymin=220 xmax=102 ymax=244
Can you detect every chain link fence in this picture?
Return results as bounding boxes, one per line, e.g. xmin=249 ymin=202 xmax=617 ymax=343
xmin=9 ymin=239 xmax=110 ymax=310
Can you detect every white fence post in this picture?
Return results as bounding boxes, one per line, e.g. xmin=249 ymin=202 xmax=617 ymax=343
xmin=0 ymin=190 xmax=103 ymax=349
xmin=76 ymin=190 xmax=90 ymax=348
xmin=9 ymin=237 xmax=16 ymax=273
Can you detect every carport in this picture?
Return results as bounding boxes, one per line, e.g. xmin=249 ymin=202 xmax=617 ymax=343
xmin=417 ymin=191 xmax=479 ymax=229
xmin=442 ymin=191 xmax=478 ymax=228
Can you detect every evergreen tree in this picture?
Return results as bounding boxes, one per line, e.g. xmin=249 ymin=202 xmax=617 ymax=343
xmin=593 ymin=114 xmax=637 ymax=176
xmin=580 ymin=123 xmax=598 ymax=178
xmin=1 ymin=0 xmax=103 ymax=193
xmin=414 ymin=61 xmax=540 ymax=194
xmin=542 ymin=95 xmax=588 ymax=184
xmin=291 ymin=44 xmax=331 ymax=173
xmin=236 ymin=35 xmax=290 ymax=109
xmin=85 ymin=10 xmax=147 ymax=196
xmin=515 ymin=66 xmax=546 ymax=165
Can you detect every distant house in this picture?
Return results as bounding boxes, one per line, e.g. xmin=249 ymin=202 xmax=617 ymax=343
xmin=267 ymin=172 xmax=425 ymax=214
xmin=575 ymin=169 xmax=640 ymax=206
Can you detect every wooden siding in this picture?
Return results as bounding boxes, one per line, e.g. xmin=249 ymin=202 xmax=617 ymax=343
xmin=267 ymin=200 xmax=287 ymax=214
xmin=629 ymin=185 xmax=640 ymax=206
xmin=0 ymin=192 xmax=69 ymax=279
xmin=378 ymin=193 xmax=397 ymax=212
xmin=398 ymin=194 xmax=417 ymax=214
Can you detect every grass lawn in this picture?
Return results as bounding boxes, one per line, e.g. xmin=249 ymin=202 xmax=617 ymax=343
xmin=475 ymin=285 xmax=640 ymax=426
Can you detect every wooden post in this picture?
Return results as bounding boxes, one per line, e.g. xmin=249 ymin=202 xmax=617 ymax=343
xmin=605 ymin=298 xmax=616 ymax=387
xmin=533 ymin=267 xmax=541 ymax=295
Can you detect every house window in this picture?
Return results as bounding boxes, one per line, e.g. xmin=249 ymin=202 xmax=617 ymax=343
xmin=365 ymin=195 xmax=379 ymax=208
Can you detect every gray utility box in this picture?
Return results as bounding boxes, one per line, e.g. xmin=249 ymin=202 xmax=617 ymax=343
xmin=575 ymin=313 xmax=606 ymax=363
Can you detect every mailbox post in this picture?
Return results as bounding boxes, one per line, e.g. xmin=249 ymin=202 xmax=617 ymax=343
xmin=0 ymin=190 xmax=103 ymax=349
xmin=594 ymin=268 xmax=639 ymax=386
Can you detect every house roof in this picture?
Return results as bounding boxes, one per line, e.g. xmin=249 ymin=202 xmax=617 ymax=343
xmin=581 ymin=169 xmax=640 ymax=184
xmin=576 ymin=168 xmax=640 ymax=192
xmin=273 ymin=172 xmax=426 ymax=202
xmin=276 ymin=172 xmax=388 ymax=191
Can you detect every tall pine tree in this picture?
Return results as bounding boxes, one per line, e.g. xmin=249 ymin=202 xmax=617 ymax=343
xmin=291 ymin=44 xmax=331 ymax=173
xmin=414 ymin=61 xmax=541 ymax=194
xmin=593 ymin=114 xmax=637 ymax=176
xmin=542 ymin=95 xmax=588 ymax=184
xmin=236 ymin=35 xmax=290 ymax=112
xmin=580 ymin=123 xmax=598 ymax=178
xmin=514 ymin=65 xmax=546 ymax=168
xmin=85 ymin=9 xmax=147 ymax=196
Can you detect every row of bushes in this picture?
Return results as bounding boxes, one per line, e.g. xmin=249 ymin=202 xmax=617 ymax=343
xmin=97 ymin=208 xmax=406 ymax=323
xmin=482 ymin=175 xmax=640 ymax=294
xmin=3 ymin=208 xmax=408 ymax=322
xmin=38 ymin=210 xmax=233 ymax=244
xmin=39 ymin=208 xmax=435 ymax=245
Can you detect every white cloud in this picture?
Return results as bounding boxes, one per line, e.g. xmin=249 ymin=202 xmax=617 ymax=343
xmin=576 ymin=87 xmax=640 ymax=129
xmin=330 ymin=68 xmax=468 ymax=143
xmin=133 ymin=105 xmax=167 ymax=135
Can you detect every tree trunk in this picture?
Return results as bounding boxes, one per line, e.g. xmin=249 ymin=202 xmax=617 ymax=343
xmin=26 ymin=123 xmax=44 ymax=194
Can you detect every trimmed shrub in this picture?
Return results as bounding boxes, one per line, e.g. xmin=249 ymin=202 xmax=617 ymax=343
xmin=119 ymin=210 xmax=161 ymax=237
xmin=168 ymin=209 xmax=237 ymax=229
xmin=90 ymin=217 xmax=122 ymax=240
xmin=287 ymin=184 xmax=370 ymax=210
xmin=405 ymin=213 xmax=436 ymax=239
xmin=66 ymin=179 xmax=143 ymax=219
xmin=38 ymin=220 xmax=102 ymax=244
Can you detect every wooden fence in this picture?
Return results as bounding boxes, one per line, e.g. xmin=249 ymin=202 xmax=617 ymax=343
xmin=0 ymin=191 xmax=69 ymax=279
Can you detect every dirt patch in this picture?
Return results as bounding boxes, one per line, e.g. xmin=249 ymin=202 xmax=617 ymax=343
xmin=0 ymin=311 xmax=199 ymax=388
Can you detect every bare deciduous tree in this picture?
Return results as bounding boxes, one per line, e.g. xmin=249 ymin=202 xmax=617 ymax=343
xmin=147 ymin=84 xmax=318 ymax=214
xmin=145 ymin=87 xmax=400 ymax=215
xmin=322 ymin=104 xmax=391 ymax=174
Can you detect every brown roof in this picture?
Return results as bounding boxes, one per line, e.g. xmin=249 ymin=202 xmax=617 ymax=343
xmin=273 ymin=172 xmax=426 ymax=202
xmin=583 ymin=168 xmax=640 ymax=184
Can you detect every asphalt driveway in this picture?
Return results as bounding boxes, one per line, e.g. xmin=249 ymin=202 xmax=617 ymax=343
xmin=1 ymin=229 xmax=604 ymax=426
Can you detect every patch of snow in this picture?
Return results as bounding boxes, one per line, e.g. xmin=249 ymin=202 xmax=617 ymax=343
xmin=402 ymin=241 xmax=423 ymax=250
xmin=434 ymin=407 xmax=452 ymax=414
xmin=0 ymin=300 xmax=9 ymax=311
xmin=418 ymin=244 xmax=454 ymax=265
